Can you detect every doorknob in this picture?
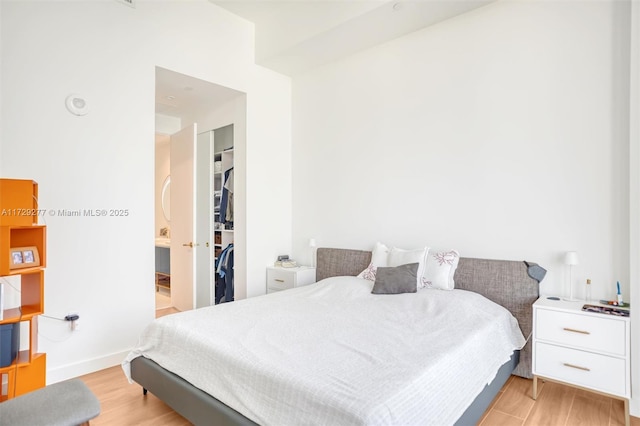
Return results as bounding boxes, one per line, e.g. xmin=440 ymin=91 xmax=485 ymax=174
xmin=182 ymin=242 xmax=200 ymax=248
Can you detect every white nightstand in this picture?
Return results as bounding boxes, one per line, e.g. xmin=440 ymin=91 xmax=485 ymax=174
xmin=266 ymin=266 xmax=316 ymax=294
xmin=532 ymin=297 xmax=630 ymax=426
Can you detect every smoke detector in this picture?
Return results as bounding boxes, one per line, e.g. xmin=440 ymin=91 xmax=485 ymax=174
xmin=65 ymin=94 xmax=89 ymax=116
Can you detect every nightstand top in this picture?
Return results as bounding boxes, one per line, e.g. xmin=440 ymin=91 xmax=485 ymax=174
xmin=534 ymin=297 xmax=630 ymax=320
xmin=267 ymin=265 xmax=315 ymax=271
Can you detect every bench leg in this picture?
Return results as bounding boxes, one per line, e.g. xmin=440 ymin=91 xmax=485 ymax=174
xmin=143 ymin=388 xmax=148 ymax=396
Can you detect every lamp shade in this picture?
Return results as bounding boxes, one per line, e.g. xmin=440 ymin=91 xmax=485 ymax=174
xmin=564 ymin=251 xmax=579 ymax=266
xmin=309 ymin=238 xmax=317 ymax=248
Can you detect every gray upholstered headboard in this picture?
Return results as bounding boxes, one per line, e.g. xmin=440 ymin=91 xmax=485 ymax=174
xmin=315 ymin=247 xmax=540 ymax=379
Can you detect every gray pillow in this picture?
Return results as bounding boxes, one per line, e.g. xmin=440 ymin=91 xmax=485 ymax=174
xmin=371 ymin=263 xmax=419 ymax=294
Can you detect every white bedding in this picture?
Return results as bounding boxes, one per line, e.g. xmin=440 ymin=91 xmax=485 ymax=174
xmin=123 ymin=276 xmax=525 ymax=425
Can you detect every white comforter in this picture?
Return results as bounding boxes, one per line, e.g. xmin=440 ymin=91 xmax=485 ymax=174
xmin=123 ymin=276 xmax=525 ymax=425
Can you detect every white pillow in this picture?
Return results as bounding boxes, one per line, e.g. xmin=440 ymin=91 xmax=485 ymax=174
xmin=387 ymin=246 xmax=429 ymax=289
xmin=371 ymin=242 xmax=390 ymax=267
xmin=421 ymin=249 xmax=460 ymax=290
xmin=357 ymin=243 xmax=431 ymax=287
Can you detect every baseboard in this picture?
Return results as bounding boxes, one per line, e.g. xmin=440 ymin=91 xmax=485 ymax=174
xmin=46 ymin=350 xmax=130 ymax=385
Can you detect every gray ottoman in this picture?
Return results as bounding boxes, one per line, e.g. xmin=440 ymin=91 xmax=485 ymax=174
xmin=0 ymin=378 xmax=100 ymax=426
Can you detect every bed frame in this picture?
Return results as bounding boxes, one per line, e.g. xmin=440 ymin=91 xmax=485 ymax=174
xmin=131 ymin=248 xmax=540 ymax=425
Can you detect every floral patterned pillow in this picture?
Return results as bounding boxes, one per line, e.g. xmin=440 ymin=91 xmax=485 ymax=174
xmin=357 ymin=262 xmax=378 ymax=282
xmin=357 ymin=242 xmax=388 ymax=282
xmin=420 ymin=250 xmax=460 ymax=290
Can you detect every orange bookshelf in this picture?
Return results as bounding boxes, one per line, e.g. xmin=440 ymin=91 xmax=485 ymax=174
xmin=0 ymin=178 xmax=46 ymax=400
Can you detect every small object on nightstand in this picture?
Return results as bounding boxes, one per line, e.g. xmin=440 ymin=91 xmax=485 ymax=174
xmin=599 ymin=299 xmax=630 ymax=308
xmin=616 ymin=281 xmax=623 ymax=305
xmin=274 ymin=259 xmax=297 ymax=268
xmin=274 ymin=255 xmax=297 ymax=267
xmin=585 ymin=279 xmax=592 ymax=302
xmin=582 ymin=304 xmax=629 ymax=317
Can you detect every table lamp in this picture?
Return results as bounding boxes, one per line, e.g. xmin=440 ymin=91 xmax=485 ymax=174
xmin=564 ymin=251 xmax=579 ymax=301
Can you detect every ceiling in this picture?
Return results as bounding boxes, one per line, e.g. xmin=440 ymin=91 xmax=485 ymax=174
xmin=212 ymin=0 xmax=495 ymax=76
xmin=156 ymin=1 xmax=494 ymax=119
xmin=155 ymin=67 xmax=243 ymax=118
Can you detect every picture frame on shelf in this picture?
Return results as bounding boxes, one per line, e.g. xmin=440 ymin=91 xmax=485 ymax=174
xmin=9 ymin=246 xmax=40 ymax=270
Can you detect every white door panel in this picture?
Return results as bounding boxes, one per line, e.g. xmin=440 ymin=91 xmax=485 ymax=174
xmin=195 ymin=131 xmax=212 ymax=308
xmin=170 ymin=124 xmax=197 ymax=312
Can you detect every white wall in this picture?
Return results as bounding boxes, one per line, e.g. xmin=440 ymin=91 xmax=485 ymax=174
xmin=245 ymin=65 xmax=293 ymax=298
xmin=1 ymin=1 xmax=291 ymax=382
xmin=293 ymin=0 xmax=628 ymax=299
xmin=292 ymin=0 xmax=635 ymax=413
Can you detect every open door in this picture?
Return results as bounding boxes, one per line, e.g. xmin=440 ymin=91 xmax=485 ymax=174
xmin=170 ymin=124 xmax=197 ymax=312
xmin=194 ymin=131 xmax=212 ymax=308
xmin=169 ymin=124 xmax=213 ymax=312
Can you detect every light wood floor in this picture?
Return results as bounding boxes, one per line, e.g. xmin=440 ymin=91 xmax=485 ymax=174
xmin=478 ymin=376 xmax=639 ymax=426
xmin=78 ymin=307 xmax=639 ymax=425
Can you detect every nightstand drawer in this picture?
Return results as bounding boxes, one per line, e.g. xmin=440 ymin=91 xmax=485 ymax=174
xmin=266 ymin=267 xmax=317 ymax=294
xmin=536 ymin=309 xmax=626 ymax=356
xmin=267 ymin=269 xmax=295 ymax=291
xmin=535 ymin=342 xmax=627 ymax=397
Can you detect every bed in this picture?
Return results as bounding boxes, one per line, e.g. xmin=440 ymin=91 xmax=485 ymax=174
xmin=123 ymin=248 xmax=542 ymax=425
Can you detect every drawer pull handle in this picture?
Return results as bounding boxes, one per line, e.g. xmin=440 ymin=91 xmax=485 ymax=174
xmin=563 ymin=363 xmax=591 ymax=372
xmin=275 ymin=279 xmax=285 ymax=283
xmin=563 ymin=327 xmax=590 ymax=335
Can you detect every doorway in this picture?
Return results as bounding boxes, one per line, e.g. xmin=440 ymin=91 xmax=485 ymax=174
xmin=154 ymin=66 xmax=245 ymax=312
